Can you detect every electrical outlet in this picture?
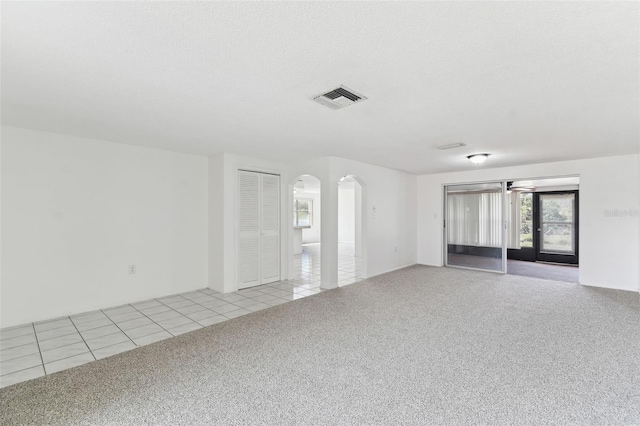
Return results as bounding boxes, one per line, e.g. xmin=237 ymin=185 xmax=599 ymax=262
xmin=128 ymin=265 xmax=136 ymax=275
xmin=394 ymin=246 xmax=398 ymax=253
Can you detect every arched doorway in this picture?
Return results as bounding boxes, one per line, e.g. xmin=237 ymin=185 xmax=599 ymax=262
xmin=337 ymin=175 xmax=365 ymax=286
xmin=290 ymin=175 xmax=322 ymax=293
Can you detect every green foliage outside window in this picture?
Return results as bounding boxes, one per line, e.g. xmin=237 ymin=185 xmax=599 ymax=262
xmin=520 ymin=193 xmax=533 ymax=247
xmin=294 ymin=199 xmax=312 ymax=227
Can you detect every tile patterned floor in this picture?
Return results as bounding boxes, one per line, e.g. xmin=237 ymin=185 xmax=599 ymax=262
xmin=0 ymin=243 xmax=364 ymax=388
xmin=293 ymin=243 xmax=363 ymax=287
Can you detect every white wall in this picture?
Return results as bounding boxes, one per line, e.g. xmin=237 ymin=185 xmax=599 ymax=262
xmin=338 ymin=181 xmax=355 ymax=244
xmin=331 ymin=157 xmax=417 ymax=279
xmin=207 ymin=153 xmax=228 ymax=293
xmin=0 ymin=130 xmax=3 ymax=328
xmin=1 ymin=126 xmax=208 ymax=328
xmin=417 ymin=154 xmax=640 ymax=292
xmin=288 ymin=157 xmax=417 ymax=287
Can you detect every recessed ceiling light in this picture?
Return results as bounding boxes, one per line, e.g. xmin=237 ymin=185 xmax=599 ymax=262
xmin=467 ymin=153 xmax=490 ymax=164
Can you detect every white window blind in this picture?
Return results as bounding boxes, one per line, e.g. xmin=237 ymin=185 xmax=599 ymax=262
xmin=448 ymin=192 xmax=502 ymax=248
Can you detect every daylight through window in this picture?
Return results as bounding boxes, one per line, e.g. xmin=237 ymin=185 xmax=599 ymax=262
xmin=293 ymin=199 xmax=312 ymax=227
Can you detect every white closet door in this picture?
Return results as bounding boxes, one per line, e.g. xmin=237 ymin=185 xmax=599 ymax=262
xmin=238 ymin=171 xmax=261 ymax=289
xmin=260 ymin=174 xmax=280 ymax=284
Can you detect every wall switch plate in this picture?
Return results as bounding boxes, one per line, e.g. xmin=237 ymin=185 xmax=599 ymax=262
xmin=128 ymin=265 xmax=136 ymax=274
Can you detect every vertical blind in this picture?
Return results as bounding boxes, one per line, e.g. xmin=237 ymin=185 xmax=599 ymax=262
xmin=447 ymin=192 xmax=502 ymax=248
xmin=507 ymin=191 xmax=521 ymax=249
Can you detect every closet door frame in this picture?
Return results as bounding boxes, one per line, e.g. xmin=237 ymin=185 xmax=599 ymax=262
xmin=237 ymin=170 xmax=281 ymax=289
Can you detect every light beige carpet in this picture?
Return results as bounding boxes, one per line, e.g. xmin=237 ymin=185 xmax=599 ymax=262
xmin=1 ymin=265 xmax=638 ymax=425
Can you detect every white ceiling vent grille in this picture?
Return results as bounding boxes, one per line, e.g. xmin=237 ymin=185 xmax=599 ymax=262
xmin=311 ymin=85 xmax=367 ymax=110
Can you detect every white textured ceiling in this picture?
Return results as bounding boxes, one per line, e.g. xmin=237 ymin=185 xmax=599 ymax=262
xmin=2 ymin=1 xmax=638 ymax=174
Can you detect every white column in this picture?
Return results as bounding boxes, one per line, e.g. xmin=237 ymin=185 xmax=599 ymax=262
xmin=321 ymin=178 xmax=339 ymax=289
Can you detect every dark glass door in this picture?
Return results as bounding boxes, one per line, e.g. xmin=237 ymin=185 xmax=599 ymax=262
xmin=534 ymin=191 xmax=579 ymax=264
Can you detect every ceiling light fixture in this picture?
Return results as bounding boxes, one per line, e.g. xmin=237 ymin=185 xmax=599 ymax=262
xmin=467 ymin=154 xmax=490 ymax=164
xmin=293 ymin=180 xmax=305 ymax=193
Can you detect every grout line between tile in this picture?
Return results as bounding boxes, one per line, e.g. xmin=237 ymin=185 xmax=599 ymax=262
xmin=95 ymin=313 xmax=137 ymax=348
xmin=37 ymin=338 xmax=90 ymax=355
xmin=31 ymin=319 xmax=75 ymax=333
xmin=42 ymin=350 xmax=94 ymax=370
xmin=93 ymin=339 xmax=136 ymax=355
xmin=157 ymin=296 xmax=233 ymax=327
xmin=153 ymin=297 xmax=201 ymax=331
xmin=129 ymin=303 xmax=177 ymax=336
xmin=0 ymin=364 xmax=42 ymax=378
xmin=36 ymin=329 xmax=80 ymax=343
xmin=68 ymin=316 xmax=96 ymax=363
xmin=0 ymin=340 xmax=38 ymax=354
xmin=31 ymin=323 xmax=45 ymax=370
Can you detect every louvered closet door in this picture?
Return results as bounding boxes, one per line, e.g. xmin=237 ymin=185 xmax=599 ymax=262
xmin=237 ymin=171 xmax=281 ymax=289
xmin=260 ymin=174 xmax=280 ymax=284
xmin=238 ymin=171 xmax=261 ymax=288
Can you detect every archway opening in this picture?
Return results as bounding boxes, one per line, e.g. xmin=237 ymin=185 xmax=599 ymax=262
xmin=338 ymin=175 xmax=364 ymax=286
xmin=291 ymin=175 xmax=322 ymax=292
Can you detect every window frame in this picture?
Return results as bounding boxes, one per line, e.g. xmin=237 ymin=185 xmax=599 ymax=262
xmin=293 ymin=198 xmax=313 ymax=227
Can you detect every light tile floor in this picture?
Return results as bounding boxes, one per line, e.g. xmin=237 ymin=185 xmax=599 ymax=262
xmin=0 ymin=243 xmax=364 ymax=388
xmin=293 ymin=243 xmax=363 ymax=287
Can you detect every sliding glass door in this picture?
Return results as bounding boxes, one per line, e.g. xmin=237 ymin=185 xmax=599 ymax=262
xmin=445 ymin=182 xmax=506 ymax=272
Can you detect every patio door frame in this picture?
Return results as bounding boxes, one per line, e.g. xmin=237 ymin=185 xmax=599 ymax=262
xmin=533 ymin=190 xmax=579 ymax=265
xmin=443 ymin=180 xmax=508 ymax=274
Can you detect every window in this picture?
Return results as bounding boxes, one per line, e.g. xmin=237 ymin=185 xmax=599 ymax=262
xmin=520 ymin=193 xmax=533 ymax=247
xmin=293 ymin=199 xmax=312 ymax=226
xmin=540 ymin=193 xmax=575 ymax=254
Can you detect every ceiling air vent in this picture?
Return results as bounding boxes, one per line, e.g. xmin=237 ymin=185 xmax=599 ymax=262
xmin=311 ymin=85 xmax=367 ymax=110
xmin=437 ymin=143 xmax=466 ymax=150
